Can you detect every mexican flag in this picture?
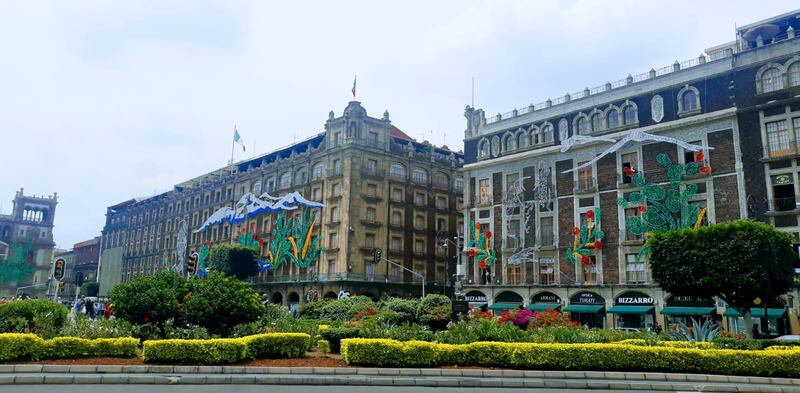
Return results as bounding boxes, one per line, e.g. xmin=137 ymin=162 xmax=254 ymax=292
xmin=234 ymin=127 xmax=245 ymax=152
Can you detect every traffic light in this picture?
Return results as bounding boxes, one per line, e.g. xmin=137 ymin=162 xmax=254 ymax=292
xmin=53 ymin=258 xmax=65 ymax=280
xmin=373 ymin=248 xmax=382 ymax=264
xmin=187 ymin=250 xmax=198 ymax=274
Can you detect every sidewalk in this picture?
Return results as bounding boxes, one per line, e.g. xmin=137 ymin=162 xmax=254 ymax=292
xmin=1 ymin=365 xmax=799 ymax=391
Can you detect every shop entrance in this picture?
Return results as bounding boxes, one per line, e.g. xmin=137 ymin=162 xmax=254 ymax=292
xmin=566 ymin=292 xmax=605 ymax=328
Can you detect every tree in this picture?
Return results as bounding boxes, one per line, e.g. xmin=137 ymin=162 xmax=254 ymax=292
xmin=208 ymin=243 xmax=259 ymax=280
xmin=109 ymin=271 xmax=189 ymax=329
xmin=649 ymin=220 xmax=797 ymax=338
xmin=80 ymin=282 xmax=99 ymax=297
xmin=182 ymin=272 xmax=265 ymax=335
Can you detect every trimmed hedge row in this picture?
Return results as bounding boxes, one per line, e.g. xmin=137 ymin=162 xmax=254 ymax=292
xmin=142 ymin=333 xmax=311 ymax=364
xmin=614 ymin=339 xmax=715 ymax=349
xmin=341 ymin=339 xmax=800 ymax=377
xmin=0 ymin=333 xmax=138 ymax=362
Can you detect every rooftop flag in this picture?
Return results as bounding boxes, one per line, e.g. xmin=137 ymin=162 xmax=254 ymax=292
xmin=352 ymin=75 xmax=356 ymax=98
xmin=233 ymin=126 xmax=245 ymax=152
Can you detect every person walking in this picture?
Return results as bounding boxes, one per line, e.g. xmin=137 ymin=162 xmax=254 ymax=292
xmin=84 ymin=297 xmax=95 ymax=319
xmin=104 ymin=303 xmax=112 ymax=319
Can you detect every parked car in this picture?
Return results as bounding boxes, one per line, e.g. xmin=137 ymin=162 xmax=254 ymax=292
xmin=776 ymin=335 xmax=800 ymax=341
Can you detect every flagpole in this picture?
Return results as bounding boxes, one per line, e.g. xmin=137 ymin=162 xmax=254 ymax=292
xmin=230 ymin=125 xmax=236 ymax=165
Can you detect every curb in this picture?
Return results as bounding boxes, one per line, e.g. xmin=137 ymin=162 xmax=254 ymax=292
xmin=1 ymin=365 xmax=799 ymax=391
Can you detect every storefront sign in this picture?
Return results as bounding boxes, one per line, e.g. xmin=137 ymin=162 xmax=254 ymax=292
xmin=570 ymin=292 xmax=604 ymax=305
xmin=532 ymin=292 xmax=561 ymax=304
xmin=465 ymin=291 xmax=487 ymax=303
xmin=666 ymin=295 xmax=714 ymax=307
xmin=616 ymin=292 xmax=654 ymax=305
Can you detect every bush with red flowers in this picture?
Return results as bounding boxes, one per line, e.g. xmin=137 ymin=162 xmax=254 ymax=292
xmin=527 ymin=309 xmax=580 ymax=329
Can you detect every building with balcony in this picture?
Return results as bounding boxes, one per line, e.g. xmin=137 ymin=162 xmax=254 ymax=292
xmin=459 ymin=10 xmax=800 ymax=336
xmin=100 ymin=101 xmax=463 ymax=311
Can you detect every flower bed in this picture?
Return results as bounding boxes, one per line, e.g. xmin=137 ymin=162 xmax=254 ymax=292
xmin=341 ymin=338 xmax=800 ymax=377
xmin=0 ymin=333 xmax=138 ymax=362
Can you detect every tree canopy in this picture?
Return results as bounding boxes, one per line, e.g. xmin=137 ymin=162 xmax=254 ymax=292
xmin=208 ymin=243 xmax=259 ymax=280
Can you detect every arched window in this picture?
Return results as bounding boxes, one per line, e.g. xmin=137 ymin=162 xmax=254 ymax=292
xmin=390 ymin=163 xmax=406 ymax=179
xmin=529 ymin=127 xmax=539 ymax=145
xmin=623 ymin=106 xmax=636 ymax=124
xmin=517 ymin=132 xmax=526 ymax=148
xmin=433 ymin=172 xmax=449 ymax=187
xmin=280 ymin=173 xmax=292 ymax=189
xmin=541 ymin=124 xmax=552 ymax=143
xmin=762 ymin=68 xmax=783 ymax=92
xmin=312 ymin=163 xmax=325 ymax=180
xmin=503 ymin=134 xmax=515 ymax=151
xmin=558 ymin=119 xmax=569 ymax=141
xmin=681 ymin=90 xmax=698 ymax=112
xmin=296 ymin=170 xmax=307 ymax=184
xmin=478 ymin=140 xmax=490 ymax=158
xmin=412 ymin=168 xmax=428 ymax=183
xmin=591 ymin=113 xmax=602 ymax=132
xmin=788 ymin=62 xmax=800 ymax=87
xmin=607 ymin=109 xmax=619 ymax=128
xmin=252 ymin=180 xmax=262 ymax=195
xmin=576 ymin=117 xmax=588 ymax=135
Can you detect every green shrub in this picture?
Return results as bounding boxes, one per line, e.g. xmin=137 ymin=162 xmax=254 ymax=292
xmin=317 ymin=339 xmax=331 ymax=354
xmin=264 ymin=303 xmax=290 ymax=321
xmin=109 ymin=271 xmax=188 ymax=329
xmin=163 ymin=319 xmax=211 ymax=340
xmin=45 ymin=337 xmax=138 ymax=358
xmin=0 ymin=333 xmax=46 ymax=361
xmin=243 ymin=333 xmax=310 ymax=358
xmin=341 ymin=339 xmax=800 ymax=377
xmin=385 ymin=324 xmax=435 ymax=342
xmin=142 ymin=338 xmax=249 ymax=364
xmin=60 ymin=315 xmax=133 ymax=339
xmin=0 ymin=299 xmax=67 ymax=338
xmin=417 ymin=295 xmax=451 ymax=330
xmin=320 ymin=327 xmax=360 ymax=353
xmin=382 ymin=299 xmax=419 ymax=324
xmin=182 ymin=272 xmax=265 ymax=336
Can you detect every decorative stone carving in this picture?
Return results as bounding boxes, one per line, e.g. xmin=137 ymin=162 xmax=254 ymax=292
xmin=651 ymin=95 xmax=664 ymax=123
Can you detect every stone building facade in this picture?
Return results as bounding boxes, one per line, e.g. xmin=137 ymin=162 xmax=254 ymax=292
xmin=101 ymin=102 xmax=464 ymax=310
xmin=459 ymin=11 xmax=800 ymax=336
xmin=0 ymin=188 xmax=58 ymax=296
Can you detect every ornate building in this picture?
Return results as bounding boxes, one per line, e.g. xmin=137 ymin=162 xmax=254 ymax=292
xmin=459 ymin=11 xmax=800 ymax=336
xmin=100 ymin=102 xmax=464 ymax=311
xmin=0 ymin=188 xmax=58 ymax=296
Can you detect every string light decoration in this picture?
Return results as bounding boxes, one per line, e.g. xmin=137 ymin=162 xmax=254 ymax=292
xmin=0 ymin=239 xmax=35 ymax=284
xmin=617 ymin=151 xmax=710 ymax=258
xmin=468 ymin=221 xmax=497 ymax=268
xmin=566 ymin=207 xmax=605 ymax=265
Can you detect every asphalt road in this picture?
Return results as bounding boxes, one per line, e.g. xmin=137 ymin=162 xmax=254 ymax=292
xmin=0 ymin=386 xmax=688 ymax=393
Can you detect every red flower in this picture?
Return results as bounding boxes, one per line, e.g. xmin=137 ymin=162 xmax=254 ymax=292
xmin=699 ymin=166 xmax=711 ymax=175
xmin=485 ymin=231 xmax=492 ymax=239
xmin=638 ymin=205 xmax=648 ymax=213
xmin=586 ymin=210 xmax=595 ymax=219
xmin=252 ymin=233 xmax=257 ymax=241
xmin=594 ymin=240 xmax=603 ymax=250
xmin=258 ymin=239 xmax=265 ymax=246
xmin=479 ymin=260 xmax=487 ymax=268
xmin=468 ymin=248 xmax=477 ymax=257
xmin=695 ymin=150 xmax=705 ymax=162
xmin=623 ymin=167 xmax=635 ymax=177
xmin=581 ymin=256 xmax=591 ymax=265
xmin=143 ymin=315 xmax=150 ymax=323
xmin=572 ymin=227 xmax=580 ymax=236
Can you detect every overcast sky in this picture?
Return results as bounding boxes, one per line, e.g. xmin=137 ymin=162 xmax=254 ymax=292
xmin=0 ymin=0 xmax=796 ymax=248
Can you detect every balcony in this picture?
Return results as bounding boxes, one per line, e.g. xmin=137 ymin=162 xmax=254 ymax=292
xmin=574 ymin=178 xmax=597 ymax=194
xmin=769 ymin=197 xmax=800 ymax=213
xmin=432 ymin=180 xmax=449 ymax=191
xmin=360 ymin=219 xmax=382 ymax=228
xmin=766 ymin=141 xmax=800 ymax=160
xmin=327 ymin=168 xmax=344 ymax=178
xmin=361 ymin=167 xmax=385 ymax=180
xmin=361 ymin=192 xmax=383 ymax=203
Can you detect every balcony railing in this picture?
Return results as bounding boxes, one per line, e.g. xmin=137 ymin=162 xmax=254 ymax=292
xmin=770 ymin=197 xmax=800 ymax=212
xmin=327 ymin=168 xmax=343 ymax=178
xmin=361 ymin=168 xmax=385 ymax=180
xmin=388 ymin=172 xmax=406 ymax=182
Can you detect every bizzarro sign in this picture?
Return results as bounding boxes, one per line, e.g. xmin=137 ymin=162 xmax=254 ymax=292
xmin=616 ymin=292 xmax=654 ymax=305
xmin=465 ymin=291 xmax=487 ymax=302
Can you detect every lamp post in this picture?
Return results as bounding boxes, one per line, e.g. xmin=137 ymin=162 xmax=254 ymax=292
xmin=439 ymin=232 xmax=464 ymax=299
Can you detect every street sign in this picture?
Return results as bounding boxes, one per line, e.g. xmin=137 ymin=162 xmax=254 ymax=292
xmin=53 ymin=258 xmax=65 ymax=280
xmin=373 ymin=248 xmax=382 ymax=264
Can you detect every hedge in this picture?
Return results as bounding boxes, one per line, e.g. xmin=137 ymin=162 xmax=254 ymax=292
xmin=143 ymin=333 xmax=311 ymax=364
xmin=0 ymin=334 xmax=138 ymax=362
xmin=341 ymin=339 xmax=800 ymax=377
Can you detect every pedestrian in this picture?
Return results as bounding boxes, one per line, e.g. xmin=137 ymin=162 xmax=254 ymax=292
xmin=85 ymin=297 xmax=95 ymax=319
xmin=653 ymin=323 xmax=662 ymax=334
xmin=752 ymin=324 xmax=760 ymax=339
xmin=104 ymin=303 xmax=112 ymax=319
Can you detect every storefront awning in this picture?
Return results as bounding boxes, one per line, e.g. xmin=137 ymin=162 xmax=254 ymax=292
xmin=723 ymin=308 xmax=787 ymax=318
xmin=564 ymin=304 xmax=604 ymax=313
xmin=660 ymin=306 xmax=715 ymax=316
xmin=489 ymin=303 xmax=520 ymax=312
xmin=527 ymin=304 xmax=561 ymax=312
xmin=608 ymin=306 xmax=654 ymax=314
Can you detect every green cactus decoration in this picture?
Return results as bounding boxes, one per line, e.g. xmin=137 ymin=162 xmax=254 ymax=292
xmin=236 ymin=229 xmax=260 ymax=249
xmin=617 ymin=152 xmax=710 ymax=259
xmin=467 ymin=221 xmax=496 ymax=268
xmin=266 ymin=211 xmax=292 ymax=269
xmin=287 ymin=209 xmax=322 ymax=269
xmin=0 ymin=239 xmax=35 ymax=284
xmin=565 ymin=207 xmax=605 ymax=265
xmin=197 ymin=242 xmax=211 ymax=272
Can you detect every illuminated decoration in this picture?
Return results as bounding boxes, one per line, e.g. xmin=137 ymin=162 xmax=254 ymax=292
xmin=561 ymin=130 xmax=712 ymax=173
xmin=617 ymin=152 xmax=711 ymax=259
xmin=263 ymin=209 xmax=322 ymax=269
xmin=468 ymin=221 xmax=496 ymax=268
xmin=189 ymin=241 xmax=212 ymax=277
xmin=195 ymin=192 xmax=324 ymax=232
xmin=235 ymin=228 xmax=260 ymax=248
xmin=0 ymin=239 xmax=35 ymax=283
xmin=559 ymin=134 xmax=617 ymax=153
xmin=508 ymin=161 xmax=554 ymax=266
xmin=176 ymin=219 xmax=188 ymax=272
xmin=566 ymin=207 xmax=605 ymax=265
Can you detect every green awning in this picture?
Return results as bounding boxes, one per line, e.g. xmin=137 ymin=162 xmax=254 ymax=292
xmin=489 ymin=303 xmax=521 ymax=311
xmin=564 ymin=304 xmax=604 ymax=313
xmin=527 ymin=304 xmax=561 ymax=311
xmin=660 ymin=306 xmax=715 ymax=316
xmin=724 ymin=308 xmax=787 ymax=318
xmin=608 ymin=306 xmax=654 ymax=314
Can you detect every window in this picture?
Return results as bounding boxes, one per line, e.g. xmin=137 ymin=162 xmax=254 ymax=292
xmin=517 ymin=132 xmax=527 ymax=148
xmin=366 ymin=159 xmax=378 ymax=174
xmin=414 ymin=239 xmax=425 ymax=254
xmin=577 ymin=161 xmax=594 ymax=191
xmin=625 ymin=254 xmax=646 ymax=283
xmin=327 ymin=259 xmax=336 ymax=274
xmin=366 ymin=183 xmax=377 ymax=197
xmin=607 ymin=109 xmax=619 ymax=128
xmin=312 ymin=163 xmax=325 ymax=180
xmin=454 ymin=177 xmax=464 ymax=191
xmin=390 ymin=236 xmax=402 ymax=251
xmin=582 ymin=256 xmax=597 ymax=285
xmin=312 ymin=188 xmax=322 ymax=201
xmin=334 ymin=131 xmax=343 ymax=146
xmin=681 ymin=90 xmax=698 ymax=112
xmin=591 ymin=113 xmax=602 ymax=132
xmin=332 ymin=159 xmax=342 ymax=174
xmin=539 ymin=258 xmax=554 ymax=285
xmin=623 ymin=105 xmax=636 ymax=124
xmin=766 ymin=120 xmax=792 ymax=157
xmin=329 ymin=232 xmax=338 ymax=248
xmin=365 ymin=261 xmax=375 ymax=281
xmin=391 ymin=211 xmax=402 ymax=226
xmin=541 ymin=124 xmax=552 ymax=143
xmin=330 ymin=207 xmax=340 ymax=222
xmin=415 ymin=192 xmax=426 ymax=206
xmin=437 ymin=218 xmax=446 ymax=231
xmin=365 ymin=207 xmax=376 ymax=223
xmin=413 ymin=264 xmax=424 ymax=282
xmin=621 ymin=152 xmax=638 ymax=184
xmin=540 ymin=217 xmax=554 ymax=246
xmin=478 ymin=179 xmax=490 ymax=205
xmin=390 ymin=264 xmax=403 ymax=281
xmin=391 ymin=188 xmax=403 ymax=202
xmin=412 ymin=168 xmax=428 ymax=183
xmin=577 ymin=117 xmax=588 ymax=135
xmin=390 ymin=163 xmax=406 ymax=179
xmin=365 ymin=233 xmax=376 ymax=248
xmin=280 ymin=173 xmax=292 ymax=189
xmin=435 ymin=196 xmax=447 ymax=210
xmin=503 ymin=134 xmax=515 ymax=151
xmin=433 ymin=172 xmax=449 ymax=187
xmin=684 ymin=140 xmax=702 ymax=164
xmin=332 ymin=183 xmax=342 ymax=197
xmin=479 ymin=140 xmax=490 ymax=158
xmin=762 ymin=67 xmax=783 ymax=92
xmin=414 ymin=215 xmax=425 ymax=229
xmin=506 ymin=219 xmax=520 ymax=249
xmin=367 ymin=131 xmax=379 ymax=147
xmin=507 ymin=266 xmax=522 ymax=285
xmin=789 ymin=62 xmax=800 ymax=87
